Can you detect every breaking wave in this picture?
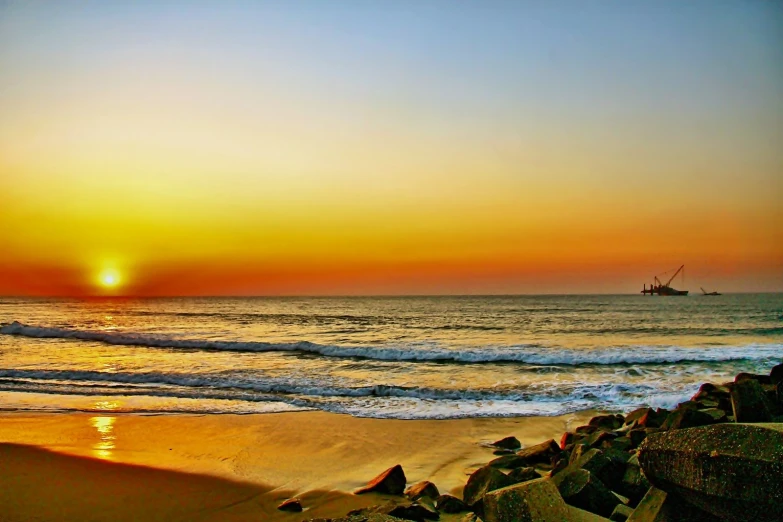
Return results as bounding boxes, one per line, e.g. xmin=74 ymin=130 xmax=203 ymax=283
xmin=2 ymin=321 xmax=782 ymax=365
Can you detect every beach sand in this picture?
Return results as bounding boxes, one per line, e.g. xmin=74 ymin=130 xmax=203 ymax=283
xmin=0 ymin=410 xmax=593 ymax=521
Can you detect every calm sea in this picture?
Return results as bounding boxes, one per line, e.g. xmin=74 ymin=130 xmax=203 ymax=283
xmin=1 ymin=295 xmax=782 ymax=419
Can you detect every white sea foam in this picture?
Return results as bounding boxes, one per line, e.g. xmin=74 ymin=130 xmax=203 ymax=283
xmin=2 ymin=321 xmax=782 ymax=365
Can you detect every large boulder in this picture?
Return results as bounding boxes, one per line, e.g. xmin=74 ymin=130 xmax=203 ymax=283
xmin=481 ymin=478 xmax=571 ymax=522
xmin=638 ymin=423 xmax=783 ymax=521
xmin=625 ymin=487 xmax=718 ymax=522
xmin=462 ymin=465 xmax=517 ymax=507
xmin=660 ymin=407 xmax=715 ymax=431
xmin=277 ymin=498 xmax=303 ymax=512
xmin=730 ymin=379 xmax=773 ymax=422
xmin=348 ymin=501 xmax=439 ymax=521
xmin=356 ymin=465 xmax=408 ymax=495
xmin=435 ymin=494 xmax=468 ymax=513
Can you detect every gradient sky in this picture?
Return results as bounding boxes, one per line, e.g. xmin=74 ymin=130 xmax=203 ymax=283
xmin=1 ymin=0 xmax=782 ymax=295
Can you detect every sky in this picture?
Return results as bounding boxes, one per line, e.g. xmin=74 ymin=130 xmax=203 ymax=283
xmin=1 ymin=0 xmax=782 ymax=296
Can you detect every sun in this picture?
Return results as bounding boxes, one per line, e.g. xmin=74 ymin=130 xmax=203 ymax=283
xmin=99 ymin=270 xmax=121 ymax=289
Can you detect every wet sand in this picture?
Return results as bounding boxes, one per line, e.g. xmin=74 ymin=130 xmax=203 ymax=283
xmin=0 ymin=410 xmax=593 ymax=521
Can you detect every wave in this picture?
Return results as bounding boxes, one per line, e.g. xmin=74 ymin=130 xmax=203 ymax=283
xmin=2 ymin=321 xmax=782 ymax=365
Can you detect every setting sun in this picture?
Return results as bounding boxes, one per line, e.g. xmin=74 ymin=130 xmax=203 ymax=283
xmin=99 ymin=270 xmax=121 ymax=289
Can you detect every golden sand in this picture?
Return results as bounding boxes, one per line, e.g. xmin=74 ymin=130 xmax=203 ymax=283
xmin=0 ymin=410 xmax=593 ymax=521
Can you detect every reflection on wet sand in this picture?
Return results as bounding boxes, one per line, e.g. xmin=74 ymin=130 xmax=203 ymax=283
xmin=90 ymin=401 xmax=118 ymax=459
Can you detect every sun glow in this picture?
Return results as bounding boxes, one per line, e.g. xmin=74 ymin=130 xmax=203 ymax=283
xmin=99 ymin=270 xmax=121 ymax=289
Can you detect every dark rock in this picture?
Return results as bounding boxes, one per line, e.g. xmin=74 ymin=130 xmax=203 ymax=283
xmin=624 ymin=407 xmax=654 ymax=426
xmin=770 ymin=363 xmax=783 ymax=386
xmin=735 ymin=372 xmax=772 ymax=385
xmin=698 ymin=408 xmax=727 ymax=423
xmin=308 ymin=515 xmax=410 ymax=522
xmin=405 ymin=481 xmax=440 ymax=501
xmin=278 ymin=498 xmax=303 ymax=512
xmin=435 ymin=494 xmax=468 ymax=514
xmin=350 ymin=501 xmax=439 ymax=522
xmin=488 ymin=455 xmax=528 ymax=469
xmin=551 ymin=468 xmax=621 ymax=518
xmin=492 ymin=448 xmax=515 ymax=456
xmin=515 ymin=439 xmax=561 ymax=464
xmin=481 ymin=478 xmax=571 ymax=522
xmin=730 ymin=378 xmax=773 ymax=422
xmin=660 ymin=407 xmax=715 ymax=431
xmin=627 ymin=429 xmax=648 ymax=449
xmin=637 ymin=409 xmax=669 ymax=429
xmin=491 ymin=436 xmax=521 ymax=450
xmin=462 ymin=465 xmax=516 ymax=507
xmin=616 ymin=455 xmax=651 ymax=507
xmin=560 ymin=431 xmax=576 ymax=450
xmin=569 ymin=448 xmax=626 ymax=492
xmin=610 ymin=504 xmax=634 ymax=521
xmin=586 ymin=430 xmax=618 ymax=448
xmin=355 ymin=464 xmax=408 ymax=495
xmin=638 ymin=423 xmax=783 ymax=521
xmin=576 ymin=425 xmax=600 ymax=435
xmin=602 ymin=436 xmax=632 ymax=452
xmin=506 ymin=466 xmax=539 ymax=483
xmin=624 ymin=487 xmax=719 ymax=522
xmin=589 ymin=414 xmax=625 ymax=431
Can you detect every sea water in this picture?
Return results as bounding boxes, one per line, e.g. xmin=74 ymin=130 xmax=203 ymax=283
xmin=1 ymin=295 xmax=781 ymax=418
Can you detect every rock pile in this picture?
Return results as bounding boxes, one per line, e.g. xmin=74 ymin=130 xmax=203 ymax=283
xmin=307 ymin=365 xmax=783 ymax=522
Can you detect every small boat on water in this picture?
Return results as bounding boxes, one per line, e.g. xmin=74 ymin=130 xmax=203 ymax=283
xmin=641 ymin=265 xmax=688 ymax=296
xmin=701 ymin=287 xmax=722 ymax=296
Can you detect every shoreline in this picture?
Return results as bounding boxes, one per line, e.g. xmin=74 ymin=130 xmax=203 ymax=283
xmin=0 ymin=409 xmax=595 ymax=521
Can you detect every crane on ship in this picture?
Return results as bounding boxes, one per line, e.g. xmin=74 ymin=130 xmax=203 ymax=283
xmin=641 ymin=265 xmax=689 ymax=296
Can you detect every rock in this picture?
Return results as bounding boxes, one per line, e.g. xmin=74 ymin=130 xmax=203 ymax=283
xmin=616 ymin=456 xmax=651 ymax=506
xmin=638 ymin=423 xmax=783 ymax=521
xmin=492 ymin=448 xmax=515 ymax=456
xmin=459 ymin=514 xmax=482 ymax=522
xmin=602 ymin=436 xmax=632 ymax=452
xmin=307 ymin=515 xmax=410 ymax=522
xmin=624 ymin=407 xmax=653 ymax=426
xmin=507 ymin=466 xmax=540 ymax=483
xmin=589 ymin=414 xmax=625 ymax=431
xmin=659 ymin=407 xmax=715 ymax=431
xmin=435 ymin=494 xmax=468 ymax=513
xmin=278 ymin=498 xmax=303 ymax=512
xmin=481 ymin=478 xmax=571 ymax=522
xmin=735 ymin=372 xmax=772 ymax=385
xmin=610 ymin=504 xmax=634 ymax=521
xmin=516 ymin=439 xmax=561 ymax=464
xmin=624 ymin=487 xmax=719 ymax=522
xmin=770 ymin=363 xmax=783 ymax=386
xmin=698 ymin=408 xmax=727 ymax=423
xmin=586 ymin=430 xmax=617 ymax=448
xmin=730 ymin=379 xmax=773 ymax=422
xmin=349 ymin=501 xmax=439 ymax=521
xmin=551 ymin=468 xmax=621 ymax=518
xmin=492 ymin=436 xmax=521 ymax=450
xmin=568 ymin=448 xmax=626 ymax=491
xmin=626 ymin=429 xmax=648 ymax=449
xmin=560 ymin=431 xmax=576 ymax=450
xmin=576 ymin=425 xmax=600 ymax=435
xmin=637 ymin=409 xmax=668 ymax=429
xmin=462 ymin=465 xmax=516 ymax=507
xmin=405 ymin=481 xmax=440 ymax=501
xmin=356 ymin=464 xmax=408 ymax=495
xmin=488 ymin=455 xmax=529 ymax=469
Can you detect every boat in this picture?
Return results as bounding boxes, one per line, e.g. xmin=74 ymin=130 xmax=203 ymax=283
xmin=641 ymin=265 xmax=689 ymax=296
xmin=701 ymin=287 xmax=722 ymax=296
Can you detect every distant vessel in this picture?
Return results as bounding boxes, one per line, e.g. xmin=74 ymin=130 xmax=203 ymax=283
xmin=641 ymin=265 xmax=688 ymax=296
xmin=701 ymin=287 xmax=722 ymax=296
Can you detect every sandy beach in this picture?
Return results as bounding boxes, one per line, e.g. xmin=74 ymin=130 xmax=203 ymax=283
xmin=0 ymin=410 xmax=593 ymax=521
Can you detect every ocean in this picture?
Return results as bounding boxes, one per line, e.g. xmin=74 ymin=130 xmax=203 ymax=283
xmin=1 ymin=295 xmax=781 ymax=419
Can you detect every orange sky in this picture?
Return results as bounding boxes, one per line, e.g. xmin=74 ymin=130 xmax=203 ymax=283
xmin=1 ymin=2 xmax=782 ymax=296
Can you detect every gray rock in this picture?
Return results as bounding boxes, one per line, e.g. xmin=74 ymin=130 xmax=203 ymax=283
xmin=355 ymin=464 xmax=408 ymax=495
xmin=730 ymin=379 xmax=773 ymax=422
xmin=481 ymin=477 xmax=571 ymax=522
xmin=638 ymin=423 xmax=783 ymax=521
